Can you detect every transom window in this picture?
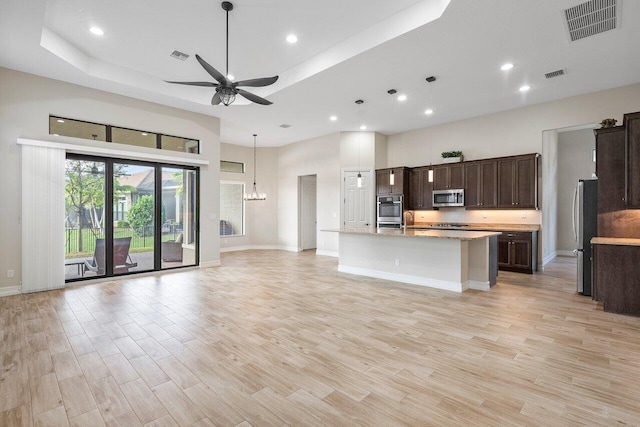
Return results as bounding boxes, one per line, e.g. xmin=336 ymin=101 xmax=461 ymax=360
xmin=50 ymin=116 xmax=200 ymax=154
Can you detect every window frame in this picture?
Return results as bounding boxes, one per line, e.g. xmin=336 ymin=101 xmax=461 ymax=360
xmin=219 ymin=180 xmax=245 ymax=237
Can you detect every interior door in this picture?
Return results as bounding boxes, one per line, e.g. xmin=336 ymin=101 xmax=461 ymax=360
xmin=344 ymin=170 xmax=372 ymax=228
xmin=301 ymin=175 xmax=317 ymax=250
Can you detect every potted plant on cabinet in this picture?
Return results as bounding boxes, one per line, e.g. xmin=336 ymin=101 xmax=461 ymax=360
xmin=441 ymin=150 xmax=463 ymax=163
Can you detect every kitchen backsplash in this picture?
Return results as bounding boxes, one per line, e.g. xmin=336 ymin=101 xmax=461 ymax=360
xmin=598 ymin=210 xmax=640 ymax=239
xmin=410 ymin=207 xmax=542 ymax=225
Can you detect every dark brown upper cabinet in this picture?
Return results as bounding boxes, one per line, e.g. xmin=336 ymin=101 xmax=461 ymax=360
xmin=596 ymin=126 xmax=625 ymax=216
xmin=625 ymin=112 xmax=640 ymax=208
xmin=407 ymin=167 xmax=433 ymax=210
xmin=376 ymin=167 xmax=407 ymax=196
xmin=465 ymin=160 xmax=497 ymax=209
xmin=432 ymin=163 xmax=464 ymax=191
xmin=497 ymin=154 xmax=538 ymax=209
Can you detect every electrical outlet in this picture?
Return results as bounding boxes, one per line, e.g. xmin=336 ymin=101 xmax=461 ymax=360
xmin=521 ymin=212 xmax=527 ymax=219
xmin=7 ymin=270 xmax=14 ymax=278
xmin=482 ymin=212 xmax=488 ymax=219
xmin=394 ymin=259 xmax=400 ymax=267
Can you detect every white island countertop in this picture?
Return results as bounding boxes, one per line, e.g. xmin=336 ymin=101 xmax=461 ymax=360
xmin=328 ymin=227 xmax=501 ymax=240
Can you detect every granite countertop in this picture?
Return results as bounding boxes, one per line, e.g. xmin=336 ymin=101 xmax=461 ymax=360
xmin=591 ymin=237 xmax=640 ymax=246
xmin=408 ymin=223 xmax=540 ymax=232
xmin=332 ymin=227 xmax=501 ymax=241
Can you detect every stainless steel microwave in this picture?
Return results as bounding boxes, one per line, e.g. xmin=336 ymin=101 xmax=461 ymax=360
xmin=433 ymin=189 xmax=464 ymax=207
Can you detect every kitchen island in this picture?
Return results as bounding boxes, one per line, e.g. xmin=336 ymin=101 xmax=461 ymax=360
xmin=335 ymin=228 xmax=501 ymax=292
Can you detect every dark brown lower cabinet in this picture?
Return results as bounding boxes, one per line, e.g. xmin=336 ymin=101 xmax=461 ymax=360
xmin=497 ymin=231 xmax=538 ymax=274
xmin=593 ymin=243 xmax=640 ymax=315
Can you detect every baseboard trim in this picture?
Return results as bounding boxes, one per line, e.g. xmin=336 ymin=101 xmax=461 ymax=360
xmin=220 ymin=245 xmax=301 ymax=253
xmin=315 ymin=250 xmax=339 ymax=258
xmin=556 ymin=250 xmax=576 ymax=257
xmin=467 ymin=280 xmax=490 ymax=291
xmin=0 ymin=285 xmax=21 ymax=297
xmin=338 ymin=265 xmax=464 ymax=293
xmin=542 ymin=251 xmax=558 ymax=266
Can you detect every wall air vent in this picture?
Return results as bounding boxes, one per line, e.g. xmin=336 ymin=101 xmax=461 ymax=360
xmin=279 ymin=124 xmax=292 ymax=128
xmin=545 ymin=69 xmax=566 ymax=79
xmin=564 ymin=0 xmax=618 ymax=42
xmin=170 ymin=50 xmax=189 ymax=61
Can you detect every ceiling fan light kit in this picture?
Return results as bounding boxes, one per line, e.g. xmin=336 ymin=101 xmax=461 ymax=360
xmin=165 ymin=2 xmax=278 ymax=106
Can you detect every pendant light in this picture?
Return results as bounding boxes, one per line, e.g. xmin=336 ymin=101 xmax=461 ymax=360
xmin=244 ymin=134 xmax=266 ymax=201
xmin=426 ymin=76 xmax=436 ymax=183
xmin=389 ymin=169 xmax=395 ymax=186
xmin=357 ymin=132 xmax=363 ymax=188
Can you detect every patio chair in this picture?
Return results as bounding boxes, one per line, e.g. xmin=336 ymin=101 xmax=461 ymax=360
xmin=84 ymin=238 xmax=106 ymax=275
xmin=161 ymin=233 xmax=183 ymax=262
xmin=84 ymin=237 xmax=138 ymax=275
xmin=113 ymin=237 xmax=138 ymax=274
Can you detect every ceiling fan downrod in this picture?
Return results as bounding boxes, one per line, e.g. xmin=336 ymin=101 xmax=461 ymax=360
xmin=221 ymin=2 xmax=233 ymax=78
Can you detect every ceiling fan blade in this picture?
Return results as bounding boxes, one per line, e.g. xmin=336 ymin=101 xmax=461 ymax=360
xmin=211 ymin=92 xmax=222 ymax=105
xmin=233 ymin=76 xmax=279 ymax=87
xmin=165 ymin=80 xmax=218 ymax=87
xmin=195 ymin=54 xmax=227 ymax=84
xmin=237 ymin=89 xmax=273 ymax=105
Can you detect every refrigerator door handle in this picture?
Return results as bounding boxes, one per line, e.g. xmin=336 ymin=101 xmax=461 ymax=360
xmin=572 ymin=186 xmax=578 ymax=243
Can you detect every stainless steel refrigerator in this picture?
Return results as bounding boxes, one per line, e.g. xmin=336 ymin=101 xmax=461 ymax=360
xmin=573 ymin=179 xmax=598 ymax=296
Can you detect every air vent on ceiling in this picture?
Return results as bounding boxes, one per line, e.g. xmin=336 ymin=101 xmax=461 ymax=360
xmin=564 ymin=0 xmax=618 ymax=42
xmin=545 ymin=69 xmax=566 ymax=79
xmin=170 ymin=50 xmax=189 ymax=61
xmin=279 ymin=124 xmax=292 ymax=128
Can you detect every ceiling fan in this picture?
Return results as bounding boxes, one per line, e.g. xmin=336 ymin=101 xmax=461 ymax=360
xmin=165 ymin=1 xmax=278 ymax=106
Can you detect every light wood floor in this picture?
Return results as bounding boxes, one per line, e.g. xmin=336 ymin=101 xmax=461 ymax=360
xmin=2 ymin=252 xmax=640 ymax=426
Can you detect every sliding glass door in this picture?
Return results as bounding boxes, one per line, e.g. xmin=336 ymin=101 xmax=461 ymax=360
xmin=113 ymin=162 xmax=156 ymax=275
xmin=65 ymin=155 xmax=198 ymax=282
xmin=64 ymin=159 xmax=107 ymax=280
xmin=161 ymin=167 xmax=198 ymax=269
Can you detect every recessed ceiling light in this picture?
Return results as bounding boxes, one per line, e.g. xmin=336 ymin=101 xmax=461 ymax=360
xmin=141 ymin=133 xmax=148 ymax=136
xmin=501 ymin=63 xmax=514 ymax=71
xmin=519 ymin=85 xmax=531 ymax=92
xmin=57 ymin=119 xmax=64 ymax=123
xmin=329 ymin=116 xmax=337 ymax=121
xmin=89 ymin=26 xmax=104 ymax=36
xmin=425 ymin=109 xmax=434 ymax=115
xmin=397 ymin=94 xmax=407 ymax=102
xmin=360 ymin=125 xmax=367 ymax=130
xmin=227 ymin=74 xmax=234 ymax=80
xmin=286 ymin=34 xmax=298 ymax=44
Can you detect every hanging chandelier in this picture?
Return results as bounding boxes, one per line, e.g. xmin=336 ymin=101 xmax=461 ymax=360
xmin=244 ymin=134 xmax=266 ymax=201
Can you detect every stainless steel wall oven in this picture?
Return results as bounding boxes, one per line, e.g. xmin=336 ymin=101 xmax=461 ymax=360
xmin=377 ymin=195 xmax=403 ymax=227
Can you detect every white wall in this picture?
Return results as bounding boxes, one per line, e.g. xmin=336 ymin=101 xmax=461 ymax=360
xmin=541 ymin=130 xmax=558 ymax=264
xmin=219 ymin=143 xmax=279 ymax=250
xmin=0 ymin=67 xmax=220 ymax=292
xmin=557 ymin=128 xmax=596 ymax=253
xmin=277 ymin=133 xmax=342 ymax=253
